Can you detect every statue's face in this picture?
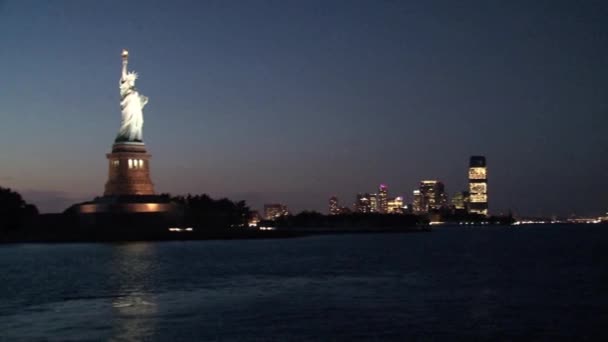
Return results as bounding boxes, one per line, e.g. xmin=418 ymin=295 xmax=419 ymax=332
xmin=119 ymin=80 xmax=130 ymax=94
xmin=120 ymin=73 xmax=137 ymax=93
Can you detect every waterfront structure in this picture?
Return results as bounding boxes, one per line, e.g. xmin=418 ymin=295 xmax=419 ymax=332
xmin=387 ymin=196 xmax=404 ymax=214
xmin=451 ymin=191 xmax=470 ymax=211
xmin=419 ymin=180 xmax=447 ymax=212
xmin=264 ymin=204 xmax=289 ymax=220
xmin=378 ymin=184 xmax=388 ymax=213
xmin=468 ymin=156 xmax=488 ymax=215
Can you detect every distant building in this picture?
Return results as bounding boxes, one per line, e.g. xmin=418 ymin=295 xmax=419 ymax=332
xmin=339 ymin=206 xmax=352 ymax=214
xmin=387 ymin=196 xmax=404 ymax=214
xmin=451 ymin=191 xmax=470 ymax=210
xmin=264 ymin=204 xmax=289 ymax=220
xmin=369 ymin=193 xmax=379 ymax=213
xmin=378 ymin=184 xmax=388 ymax=213
xmin=419 ymin=180 xmax=447 ymax=212
xmin=402 ymin=203 xmax=412 ymax=214
xmin=468 ymin=156 xmax=488 ymax=216
xmin=412 ymin=190 xmax=424 ymax=214
xmin=329 ymin=196 xmax=340 ymax=215
xmin=355 ymin=193 xmax=372 ymax=213
xmin=248 ymin=210 xmax=261 ymax=227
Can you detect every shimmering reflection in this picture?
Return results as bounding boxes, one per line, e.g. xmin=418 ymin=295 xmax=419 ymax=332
xmin=109 ymin=243 xmax=158 ymax=341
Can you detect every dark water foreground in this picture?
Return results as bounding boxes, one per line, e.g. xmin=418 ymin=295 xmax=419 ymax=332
xmin=0 ymin=227 xmax=309 ymax=243
xmin=1 ymin=225 xmax=607 ymax=341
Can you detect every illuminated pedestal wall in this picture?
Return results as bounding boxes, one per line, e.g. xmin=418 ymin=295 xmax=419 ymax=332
xmin=67 ymin=195 xmax=183 ymax=230
xmin=105 ymin=142 xmax=155 ymax=196
xmin=66 ymin=143 xmax=183 ymax=230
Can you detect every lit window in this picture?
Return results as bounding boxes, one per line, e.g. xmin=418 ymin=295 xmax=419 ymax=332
xmin=128 ymin=159 xmax=133 ymax=169
xmin=139 ymin=159 xmax=144 ymax=168
xmin=469 ymin=167 xmax=487 ymax=180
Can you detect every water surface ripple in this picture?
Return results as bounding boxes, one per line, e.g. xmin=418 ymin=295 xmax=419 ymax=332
xmin=1 ymin=225 xmax=607 ymax=341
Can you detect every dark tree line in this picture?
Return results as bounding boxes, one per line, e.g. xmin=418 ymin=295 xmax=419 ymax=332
xmin=170 ymin=194 xmax=251 ymax=229
xmin=0 ymin=187 xmax=38 ymax=230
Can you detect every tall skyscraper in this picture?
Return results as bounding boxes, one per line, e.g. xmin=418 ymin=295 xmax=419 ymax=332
xmin=412 ymin=190 xmax=424 ymax=214
xmin=468 ymin=156 xmax=488 ymax=215
xmin=329 ymin=196 xmax=340 ymax=215
xmin=378 ymin=184 xmax=388 ymax=213
xmin=419 ymin=180 xmax=447 ymax=212
xmin=369 ymin=193 xmax=379 ymax=213
xmin=355 ymin=193 xmax=372 ymax=213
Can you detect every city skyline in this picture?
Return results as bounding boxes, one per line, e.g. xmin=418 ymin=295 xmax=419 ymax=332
xmin=0 ymin=1 xmax=607 ymax=216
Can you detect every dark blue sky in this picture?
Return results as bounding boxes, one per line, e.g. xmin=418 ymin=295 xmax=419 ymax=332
xmin=0 ymin=0 xmax=606 ymax=216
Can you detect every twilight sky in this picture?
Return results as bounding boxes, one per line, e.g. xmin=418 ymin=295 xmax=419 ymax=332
xmin=0 ymin=0 xmax=606 ymax=216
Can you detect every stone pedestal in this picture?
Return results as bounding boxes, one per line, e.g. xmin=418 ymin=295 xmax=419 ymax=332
xmin=67 ymin=141 xmax=181 ymax=230
xmin=104 ymin=142 xmax=155 ymax=196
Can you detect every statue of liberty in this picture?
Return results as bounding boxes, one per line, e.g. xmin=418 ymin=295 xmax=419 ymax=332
xmin=116 ymin=49 xmax=148 ymax=142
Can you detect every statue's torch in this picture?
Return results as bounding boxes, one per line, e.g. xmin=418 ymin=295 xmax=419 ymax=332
xmin=121 ymin=49 xmax=129 ymax=79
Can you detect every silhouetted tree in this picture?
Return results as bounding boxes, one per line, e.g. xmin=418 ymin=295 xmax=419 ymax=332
xmin=0 ymin=187 xmax=39 ymax=230
xmin=172 ymin=194 xmax=251 ymax=229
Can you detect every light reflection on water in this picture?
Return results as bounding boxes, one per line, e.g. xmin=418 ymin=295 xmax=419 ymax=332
xmin=1 ymin=225 xmax=608 ymax=340
xmin=110 ymin=243 xmax=158 ymax=341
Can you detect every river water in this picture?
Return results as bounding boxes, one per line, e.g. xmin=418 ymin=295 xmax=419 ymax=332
xmin=1 ymin=225 xmax=607 ymax=341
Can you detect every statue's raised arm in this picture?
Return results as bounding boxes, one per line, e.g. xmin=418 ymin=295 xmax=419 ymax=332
xmin=121 ymin=49 xmax=129 ymax=81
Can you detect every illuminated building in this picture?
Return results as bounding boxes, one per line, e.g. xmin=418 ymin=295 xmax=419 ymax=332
xmin=412 ymin=190 xmax=424 ymax=214
xmin=468 ymin=156 xmax=488 ymax=215
xmin=378 ymin=184 xmax=388 ymax=213
xmin=264 ymin=204 xmax=289 ymax=220
xmin=451 ymin=191 xmax=469 ymax=210
xmin=329 ymin=196 xmax=340 ymax=215
xmin=369 ymin=193 xmax=379 ymax=213
xmin=248 ymin=211 xmax=261 ymax=227
xmin=355 ymin=193 xmax=372 ymax=213
xmin=387 ymin=196 xmax=404 ymax=214
xmin=419 ymin=180 xmax=447 ymax=212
